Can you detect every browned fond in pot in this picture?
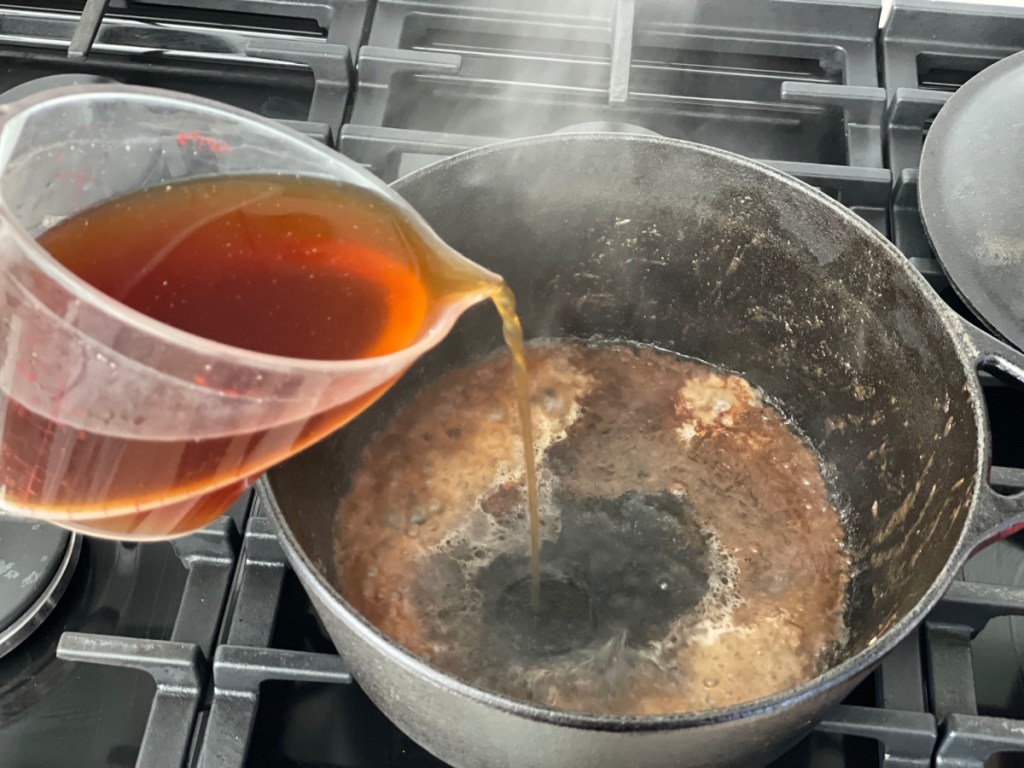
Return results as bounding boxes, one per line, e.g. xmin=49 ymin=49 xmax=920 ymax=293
xmin=335 ymin=340 xmax=850 ymax=715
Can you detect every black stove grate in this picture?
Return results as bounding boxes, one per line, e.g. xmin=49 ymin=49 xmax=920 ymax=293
xmin=7 ymin=0 xmax=365 ymax=41
xmin=342 ymin=0 xmax=890 ymax=236
xmin=56 ymin=517 xmax=239 ymax=768
xmin=926 ymin=580 xmax=1024 ymax=767
xmin=0 ymin=490 xmax=249 ymax=766
xmin=194 ymin=508 xmax=352 ymax=768
xmin=0 ymin=0 xmax=359 ymax=143
xmin=882 ymin=0 xmax=1024 ymax=97
xmin=367 ymin=0 xmax=882 ymax=87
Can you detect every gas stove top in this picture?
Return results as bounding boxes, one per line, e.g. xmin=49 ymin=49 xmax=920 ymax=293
xmin=0 ymin=1 xmax=1022 ymax=766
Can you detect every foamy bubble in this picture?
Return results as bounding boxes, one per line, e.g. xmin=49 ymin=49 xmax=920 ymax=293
xmin=678 ymin=527 xmax=744 ymax=648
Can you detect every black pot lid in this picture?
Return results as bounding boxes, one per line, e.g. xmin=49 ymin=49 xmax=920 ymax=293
xmin=919 ymin=51 xmax=1024 ymax=349
xmin=0 ymin=519 xmax=79 ymax=658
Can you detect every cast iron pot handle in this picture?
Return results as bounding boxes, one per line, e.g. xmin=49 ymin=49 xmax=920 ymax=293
xmin=960 ymin=321 xmax=1024 ymax=549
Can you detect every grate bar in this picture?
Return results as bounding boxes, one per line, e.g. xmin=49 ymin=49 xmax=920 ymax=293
xmin=197 ymin=646 xmax=350 ymax=768
xmin=57 ymin=633 xmax=206 ymax=768
xmin=68 ymin=0 xmax=110 ymax=60
xmin=607 ymin=0 xmax=633 ymax=106
xmin=171 ymin=515 xmax=239 ymax=659
xmin=223 ymin=515 xmax=287 ymax=648
xmin=819 ymin=704 xmax=936 ymax=768
xmin=878 ymin=630 xmax=928 ymax=713
xmin=244 ymin=38 xmax=352 ymax=144
xmin=936 ymin=713 xmax=1024 ymax=768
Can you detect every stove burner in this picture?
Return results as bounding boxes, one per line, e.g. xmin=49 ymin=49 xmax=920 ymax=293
xmin=0 ymin=520 xmax=79 ymax=659
xmin=0 ymin=74 xmax=116 ymax=104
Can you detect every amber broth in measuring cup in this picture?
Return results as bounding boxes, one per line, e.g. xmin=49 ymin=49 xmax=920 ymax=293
xmin=19 ymin=174 xmax=540 ymax=558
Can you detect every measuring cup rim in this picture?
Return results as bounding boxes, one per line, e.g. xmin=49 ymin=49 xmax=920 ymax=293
xmin=0 ymin=83 xmax=480 ymax=376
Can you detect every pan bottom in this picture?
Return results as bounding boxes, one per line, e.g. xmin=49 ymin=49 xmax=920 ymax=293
xmin=336 ymin=339 xmax=851 ymax=716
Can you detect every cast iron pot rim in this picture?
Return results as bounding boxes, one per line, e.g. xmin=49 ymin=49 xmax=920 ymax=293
xmin=263 ymin=132 xmax=990 ymax=732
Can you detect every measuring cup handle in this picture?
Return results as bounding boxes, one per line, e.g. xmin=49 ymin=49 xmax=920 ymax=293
xmin=959 ymin=320 xmax=1024 ymax=548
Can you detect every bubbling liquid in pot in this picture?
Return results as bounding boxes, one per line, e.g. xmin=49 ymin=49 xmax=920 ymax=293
xmin=335 ymin=340 xmax=850 ymax=715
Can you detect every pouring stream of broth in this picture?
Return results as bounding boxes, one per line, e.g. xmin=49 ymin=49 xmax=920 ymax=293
xmin=491 ymin=287 xmax=541 ymax=607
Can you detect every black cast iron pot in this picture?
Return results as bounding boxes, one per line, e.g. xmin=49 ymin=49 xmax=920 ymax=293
xmin=259 ymin=134 xmax=1024 ymax=768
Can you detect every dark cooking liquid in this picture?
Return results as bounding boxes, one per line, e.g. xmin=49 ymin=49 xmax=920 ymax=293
xmin=11 ymin=174 xmax=538 ymax=542
xmin=337 ymin=340 xmax=851 ymax=715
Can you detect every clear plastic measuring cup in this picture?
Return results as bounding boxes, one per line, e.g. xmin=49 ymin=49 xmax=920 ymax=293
xmin=0 ymin=85 xmax=499 ymax=540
